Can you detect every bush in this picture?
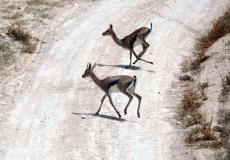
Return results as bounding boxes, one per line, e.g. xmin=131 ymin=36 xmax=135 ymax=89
xmin=7 ymin=23 xmax=31 ymax=44
xmin=198 ymin=9 xmax=230 ymax=53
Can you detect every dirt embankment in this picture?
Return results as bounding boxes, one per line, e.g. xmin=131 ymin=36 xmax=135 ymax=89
xmin=177 ymin=9 xmax=230 ymax=160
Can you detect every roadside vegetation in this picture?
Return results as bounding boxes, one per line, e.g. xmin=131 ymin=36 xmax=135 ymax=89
xmin=219 ymin=73 xmax=230 ymax=102
xmin=0 ymin=0 xmax=72 ymax=74
xmin=182 ymin=9 xmax=230 ymax=72
xmin=178 ymin=86 xmax=220 ymax=148
xmin=178 ymin=8 xmax=230 ymax=156
xmin=215 ymin=110 xmax=230 ymax=160
xmin=7 ymin=23 xmax=37 ymax=54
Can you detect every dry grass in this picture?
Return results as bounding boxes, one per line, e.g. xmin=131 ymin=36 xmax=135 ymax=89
xmin=185 ymin=120 xmax=219 ymax=148
xmin=181 ymin=54 xmax=210 ymax=72
xmin=219 ymin=73 xmax=230 ymax=102
xmin=7 ymin=23 xmax=37 ymax=54
xmin=7 ymin=23 xmax=31 ymax=44
xmin=219 ymin=111 xmax=230 ymax=149
xmin=215 ymin=111 xmax=230 ymax=159
xmin=21 ymin=42 xmax=37 ymax=54
xmin=178 ymin=88 xmax=205 ymax=127
xmin=197 ymin=9 xmax=230 ymax=53
xmin=178 ymin=87 xmax=220 ymax=148
xmin=183 ymin=9 xmax=230 ymax=72
xmin=180 ymin=88 xmax=202 ymax=114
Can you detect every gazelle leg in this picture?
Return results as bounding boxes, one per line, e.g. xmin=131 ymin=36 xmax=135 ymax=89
xmin=121 ymin=90 xmax=133 ymax=115
xmin=129 ymin=50 xmax=132 ymax=67
xmin=142 ymin=38 xmax=150 ymax=48
xmin=107 ymin=93 xmax=121 ymax=118
xmin=95 ymin=94 xmax=107 ymax=114
xmin=131 ymin=49 xmax=153 ymax=65
xmin=133 ymin=44 xmax=147 ymax=64
xmin=130 ymin=92 xmax=142 ymax=118
xmin=133 ymin=37 xmax=152 ymax=64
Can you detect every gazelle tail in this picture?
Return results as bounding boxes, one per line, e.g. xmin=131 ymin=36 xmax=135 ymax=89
xmin=150 ymin=23 xmax=153 ymax=31
xmin=133 ymin=75 xmax=137 ymax=86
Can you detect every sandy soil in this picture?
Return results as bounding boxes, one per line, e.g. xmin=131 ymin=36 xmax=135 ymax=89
xmin=0 ymin=0 xmax=229 ymax=159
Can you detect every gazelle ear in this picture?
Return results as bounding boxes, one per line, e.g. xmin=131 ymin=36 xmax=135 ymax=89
xmin=91 ymin=63 xmax=97 ymax=70
xmin=109 ymin=24 xmax=113 ymax=29
xmin=86 ymin=63 xmax=90 ymax=69
xmin=88 ymin=63 xmax=92 ymax=69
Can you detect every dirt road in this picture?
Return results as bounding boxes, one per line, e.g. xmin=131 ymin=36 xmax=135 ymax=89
xmin=0 ymin=0 xmax=228 ymax=159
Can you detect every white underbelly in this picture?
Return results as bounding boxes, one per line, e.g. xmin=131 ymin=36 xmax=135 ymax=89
xmin=133 ymin=33 xmax=150 ymax=48
xmin=109 ymin=85 xmax=120 ymax=93
xmin=133 ymin=38 xmax=142 ymax=48
xmin=109 ymin=81 xmax=136 ymax=94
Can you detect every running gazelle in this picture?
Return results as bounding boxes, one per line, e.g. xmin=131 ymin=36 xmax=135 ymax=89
xmin=102 ymin=23 xmax=153 ymax=67
xmin=82 ymin=63 xmax=142 ymax=118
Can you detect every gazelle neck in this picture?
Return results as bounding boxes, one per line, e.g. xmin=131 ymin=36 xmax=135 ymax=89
xmin=90 ymin=71 xmax=101 ymax=87
xmin=111 ymin=31 xmax=123 ymax=46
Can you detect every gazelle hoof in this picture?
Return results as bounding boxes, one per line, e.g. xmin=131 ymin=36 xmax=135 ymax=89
xmin=95 ymin=112 xmax=99 ymax=115
xmin=124 ymin=110 xmax=127 ymax=115
xmin=137 ymin=113 xmax=140 ymax=118
xmin=150 ymin=62 xmax=153 ymax=64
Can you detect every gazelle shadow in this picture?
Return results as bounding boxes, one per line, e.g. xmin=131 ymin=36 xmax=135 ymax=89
xmin=97 ymin=63 xmax=155 ymax=73
xmin=72 ymin=112 xmax=126 ymax=122
xmin=97 ymin=63 xmax=140 ymax=70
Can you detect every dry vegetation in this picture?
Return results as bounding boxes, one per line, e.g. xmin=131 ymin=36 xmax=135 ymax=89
xmin=178 ymin=86 xmax=220 ymax=148
xmin=198 ymin=10 xmax=230 ymax=53
xmin=182 ymin=9 xmax=230 ymax=72
xmin=7 ymin=23 xmax=31 ymax=44
xmin=0 ymin=0 xmax=77 ymax=73
xmin=179 ymin=9 xmax=230 ymax=153
xmin=185 ymin=121 xmax=220 ymax=148
xmin=178 ymin=88 xmax=203 ymax=127
xmin=219 ymin=73 xmax=230 ymax=102
xmin=7 ymin=23 xmax=37 ymax=54
xmin=215 ymin=111 xmax=230 ymax=160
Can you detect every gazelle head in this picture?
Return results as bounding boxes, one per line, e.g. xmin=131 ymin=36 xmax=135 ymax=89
xmin=102 ymin=24 xmax=114 ymax=36
xmin=82 ymin=63 xmax=96 ymax=78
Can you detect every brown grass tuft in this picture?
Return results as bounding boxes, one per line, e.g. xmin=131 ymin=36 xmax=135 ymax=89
xmin=178 ymin=88 xmax=205 ymax=127
xmin=181 ymin=88 xmax=202 ymax=113
xmin=183 ymin=9 xmax=230 ymax=72
xmin=7 ymin=23 xmax=31 ymax=44
xmin=216 ymin=110 xmax=230 ymax=159
xmin=198 ymin=9 xmax=230 ymax=53
xmin=185 ymin=120 xmax=218 ymax=147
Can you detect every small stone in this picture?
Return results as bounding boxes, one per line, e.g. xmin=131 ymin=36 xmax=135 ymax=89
xmin=179 ymin=74 xmax=193 ymax=81
xmin=81 ymin=115 xmax=86 ymax=119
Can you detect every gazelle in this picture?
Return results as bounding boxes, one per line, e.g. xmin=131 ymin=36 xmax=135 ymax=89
xmin=82 ymin=63 xmax=142 ymax=118
xmin=102 ymin=23 xmax=153 ymax=67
